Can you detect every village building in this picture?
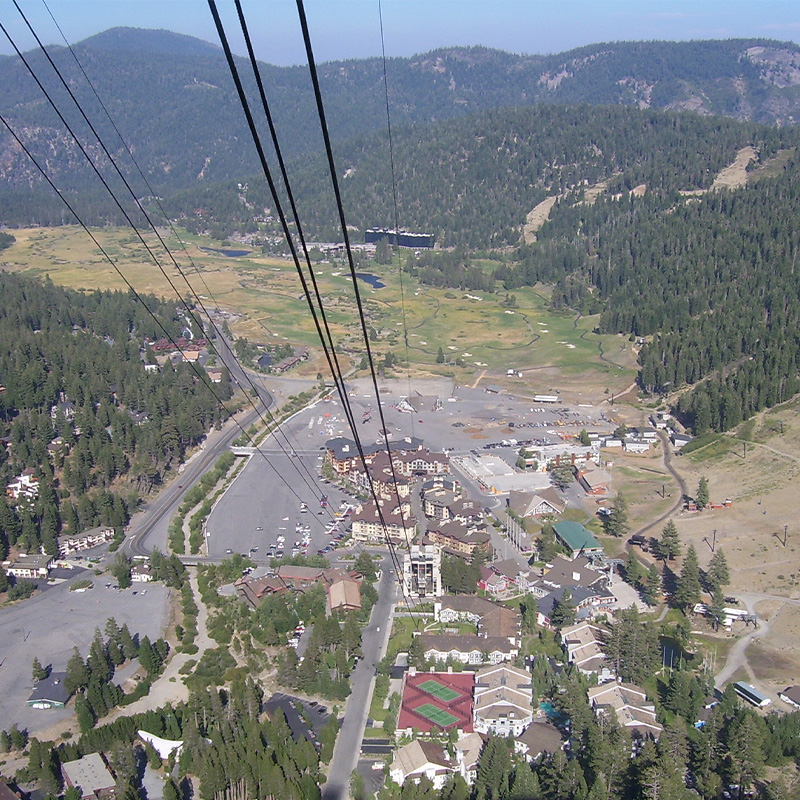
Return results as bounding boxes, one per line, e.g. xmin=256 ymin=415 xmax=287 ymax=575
xmin=326 ymin=576 xmax=362 ymax=614
xmin=587 ymin=681 xmax=663 ymax=741
xmin=419 ymin=633 xmax=518 ymax=665
xmin=27 ymin=671 xmax=70 ymax=709
xmin=424 ymin=519 xmax=490 ymax=559
xmin=576 ymin=463 xmax=612 ymax=495
xmin=473 ymin=664 xmax=534 ymax=736
xmin=403 ymin=544 xmax=442 ymax=598
xmin=4 ymin=553 xmax=53 ymax=579
xmin=389 ymin=740 xmax=453 ymax=790
xmin=350 ymin=502 xmax=416 ymax=545
xmin=507 ymin=487 xmax=565 ymax=518
xmin=551 ymin=521 xmax=604 ymax=558
xmin=6 ymin=468 xmax=39 ymax=501
xmin=434 ymin=596 xmax=520 ymax=641
xmin=58 ymin=527 xmax=115 ymax=557
xmin=515 ymin=722 xmax=564 ymax=762
xmin=61 ymin=753 xmax=116 ymax=800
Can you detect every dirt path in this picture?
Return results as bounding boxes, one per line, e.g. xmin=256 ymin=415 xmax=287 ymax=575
xmin=711 ymin=146 xmax=757 ymax=191
xmin=104 ymin=569 xmax=213 ymax=718
xmin=632 ymin=431 xmax=688 ymax=538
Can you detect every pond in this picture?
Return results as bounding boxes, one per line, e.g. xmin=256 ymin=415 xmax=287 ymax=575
xmin=200 ymin=246 xmax=251 ymax=258
xmin=355 ymin=272 xmax=386 ymax=289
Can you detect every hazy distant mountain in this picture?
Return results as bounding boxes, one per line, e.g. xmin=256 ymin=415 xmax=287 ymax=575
xmin=0 ymin=28 xmax=798 ymax=225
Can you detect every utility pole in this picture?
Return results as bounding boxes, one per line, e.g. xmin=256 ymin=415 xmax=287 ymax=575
xmin=711 ymin=529 xmax=716 ymax=553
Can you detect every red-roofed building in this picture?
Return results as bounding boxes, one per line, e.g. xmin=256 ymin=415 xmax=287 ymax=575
xmin=397 ymin=669 xmax=474 ymax=737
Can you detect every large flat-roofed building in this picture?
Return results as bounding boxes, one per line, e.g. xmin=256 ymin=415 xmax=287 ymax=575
xmin=365 ymin=228 xmax=435 ymax=248
xmin=61 ymin=754 xmax=116 ymax=800
xmin=552 ymin=521 xmax=603 ymax=558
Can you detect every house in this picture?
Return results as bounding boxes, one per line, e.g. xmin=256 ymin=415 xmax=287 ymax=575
xmin=4 ymin=553 xmax=53 ymax=579
xmin=552 ymin=521 xmax=603 ymax=558
xmin=473 ymin=664 xmax=534 ymax=736
xmin=6 ymin=469 xmax=39 ymax=501
xmin=61 ymin=753 xmax=116 ymax=800
xmin=234 ymin=575 xmax=289 ymax=608
xmin=419 ymin=633 xmax=518 ymax=665
xmin=326 ymin=577 xmax=362 ymax=614
xmin=0 ymin=782 xmax=21 ymax=800
xmin=205 ymin=368 xmax=224 ymax=383
xmin=508 ymin=488 xmax=565 ymax=518
xmin=434 ymin=596 xmax=520 ymax=641
xmin=576 ymin=465 xmax=612 ymax=495
xmin=672 ymin=432 xmax=693 ymax=449
xmin=559 ymin=622 xmax=612 ymax=679
xmin=131 ymin=563 xmax=153 ymax=583
xmin=588 ymin=681 xmax=663 ymax=740
xmin=515 ymin=722 xmax=564 ymax=762
xmin=488 ymin=558 xmax=534 ymax=593
xmin=779 ymin=685 xmax=800 ymax=709
xmin=477 ymin=567 xmax=511 ymax=597
xmin=454 ymin=732 xmax=485 ymax=785
xmin=256 ymin=353 xmax=273 ymax=369
xmin=28 ymin=671 xmax=70 ymax=709
xmin=389 ymin=740 xmax=453 ymax=790
xmin=276 ymin=565 xmax=327 ymax=589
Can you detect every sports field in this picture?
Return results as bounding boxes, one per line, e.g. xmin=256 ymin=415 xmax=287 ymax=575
xmin=413 ymin=703 xmax=460 ymax=728
xmin=418 ymin=679 xmax=462 ymax=702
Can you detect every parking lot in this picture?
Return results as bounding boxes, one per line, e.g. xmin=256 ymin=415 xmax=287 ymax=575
xmin=205 ymin=380 xmax=614 ymax=561
xmin=0 ymin=565 xmax=169 ymax=736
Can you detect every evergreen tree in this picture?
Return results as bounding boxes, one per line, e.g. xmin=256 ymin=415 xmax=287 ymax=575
xmin=707 ymin=548 xmax=730 ymax=592
xmin=624 ymin=549 xmax=643 ymax=585
xmin=674 ymin=544 xmax=702 ymax=612
xmin=65 ymin=646 xmax=90 ymax=694
xmin=642 ymin=563 xmax=662 ymax=605
xmin=696 ymin=476 xmax=710 ymax=509
xmin=31 ymin=656 xmax=48 ymax=682
xmin=550 ymin=588 xmax=577 ymax=629
xmin=603 ymin=492 xmax=629 ymax=538
xmin=657 ymin=519 xmax=681 ymax=561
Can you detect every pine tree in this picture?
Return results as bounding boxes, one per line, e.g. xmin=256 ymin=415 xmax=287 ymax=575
xmin=642 ymin=563 xmax=662 ymax=605
xmin=551 ymin=588 xmax=577 ymax=629
xmin=657 ymin=519 xmax=681 ymax=561
xmin=65 ymin=647 xmax=90 ymax=694
xmin=696 ymin=476 xmax=710 ymax=509
xmin=624 ymin=549 xmax=643 ymax=585
xmin=31 ymin=657 xmax=48 ymax=682
xmin=707 ymin=548 xmax=730 ymax=592
xmin=674 ymin=544 xmax=702 ymax=612
xmin=604 ymin=492 xmax=629 ymax=538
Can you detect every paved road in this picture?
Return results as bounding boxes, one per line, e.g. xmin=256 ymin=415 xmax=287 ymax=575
xmin=323 ymin=553 xmax=397 ymax=800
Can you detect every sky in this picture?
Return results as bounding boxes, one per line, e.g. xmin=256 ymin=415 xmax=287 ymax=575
xmin=0 ymin=0 xmax=799 ymax=66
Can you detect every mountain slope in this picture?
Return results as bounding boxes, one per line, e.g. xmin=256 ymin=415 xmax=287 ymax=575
xmin=0 ymin=29 xmax=799 ymax=228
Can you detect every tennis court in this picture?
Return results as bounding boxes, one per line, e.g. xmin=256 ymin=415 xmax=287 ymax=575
xmin=418 ymin=679 xmax=461 ymax=702
xmin=414 ymin=703 xmax=460 ymax=727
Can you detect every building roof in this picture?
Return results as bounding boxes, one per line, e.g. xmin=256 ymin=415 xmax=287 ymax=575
xmin=780 ymin=685 xmax=800 ymax=705
xmin=327 ymin=578 xmax=361 ymax=611
xmin=391 ymin=740 xmax=451 ymax=779
xmin=517 ymin=722 xmax=563 ymax=758
xmin=0 ymin=782 xmax=19 ymax=800
xmin=420 ymin=633 xmax=515 ymax=655
xmin=62 ymin=753 xmax=116 ymax=795
xmin=552 ymin=521 xmax=603 ymax=553
xmin=28 ymin=671 xmax=70 ymax=705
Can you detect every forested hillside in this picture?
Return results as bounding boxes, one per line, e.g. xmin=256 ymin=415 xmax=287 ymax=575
xmin=255 ymin=105 xmax=800 ymax=247
xmin=0 ymin=29 xmax=799 ymax=227
xmin=0 ymin=273 xmax=230 ymax=559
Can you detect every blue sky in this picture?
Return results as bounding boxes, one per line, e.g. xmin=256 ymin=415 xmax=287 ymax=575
xmin=1 ymin=0 xmax=798 ymax=65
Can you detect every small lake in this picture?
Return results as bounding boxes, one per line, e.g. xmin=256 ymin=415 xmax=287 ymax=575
xmin=355 ymin=272 xmax=385 ymax=289
xmin=200 ymin=246 xmax=251 ymax=258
